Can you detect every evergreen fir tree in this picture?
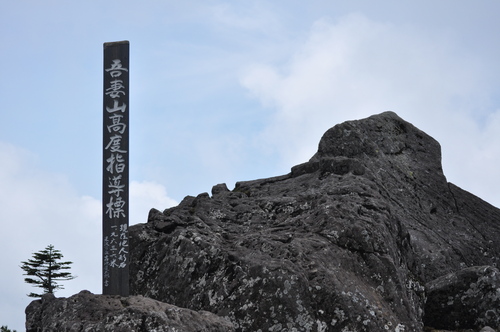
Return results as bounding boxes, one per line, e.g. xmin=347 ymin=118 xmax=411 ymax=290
xmin=1 ymin=326 xmax=17 ymax=332
xmin=20 ymin=244 xmax=76 ymax=298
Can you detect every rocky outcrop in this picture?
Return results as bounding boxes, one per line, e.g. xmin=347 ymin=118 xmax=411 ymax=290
xmin=26 ymin=112 xmax=499 ymax=331
xmin=25 ymin=290 xmax=235 ymax=332
xmin=424 ymin=265 xmax=500 ymax=330
xmin=128 ymin=112 xmax=500 ymax=331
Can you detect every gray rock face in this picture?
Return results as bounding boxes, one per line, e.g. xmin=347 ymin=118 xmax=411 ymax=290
xmin=129 ymin=112 xmax=500 ymax=331
xmin=424 ymin=265 xmax=500 ymax=330
xmin=25 ymin=290 xmax=235 ymax=332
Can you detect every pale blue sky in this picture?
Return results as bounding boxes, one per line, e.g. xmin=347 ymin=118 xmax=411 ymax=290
xmin=2 ymin=1 xmax=500 ymax=330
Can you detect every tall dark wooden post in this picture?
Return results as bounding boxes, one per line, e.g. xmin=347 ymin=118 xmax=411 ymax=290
xmin=102 ymin=41 xmax=130 ymax=296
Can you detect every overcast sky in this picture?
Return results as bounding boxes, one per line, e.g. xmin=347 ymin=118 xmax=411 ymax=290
xmin=2 ymin=1 xmax=500 ymax=330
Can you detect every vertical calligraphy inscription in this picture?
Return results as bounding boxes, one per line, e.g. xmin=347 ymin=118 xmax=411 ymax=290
xmin=103 ymin=41 xmax=129 ymax=296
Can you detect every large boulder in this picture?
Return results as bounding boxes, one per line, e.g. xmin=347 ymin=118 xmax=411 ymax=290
xmin=129 ymin=112 xmax=500 ymax=331
xmin=424 ymin=265 xmax=500 ymax=330
xmin=25 ymin=290 xmax=235 ymax=332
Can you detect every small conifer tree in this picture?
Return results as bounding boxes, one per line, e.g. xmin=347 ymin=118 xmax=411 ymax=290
xmin=1 ymin=326 xmax=17 ymax=332
xmin=20 ymin=244 xmax=76 ymax=298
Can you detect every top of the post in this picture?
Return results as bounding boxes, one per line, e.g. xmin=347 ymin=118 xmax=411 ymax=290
xmin=103 ymin=40 xmax=130 ymax=48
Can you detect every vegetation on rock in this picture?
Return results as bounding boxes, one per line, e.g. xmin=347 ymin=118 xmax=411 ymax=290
xmin=20 ymin=244 xmax=76 ymax=297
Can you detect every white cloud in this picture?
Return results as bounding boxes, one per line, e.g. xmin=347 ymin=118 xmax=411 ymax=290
xmin=130 ymin=180 xmax=178 ymax=225
xmin=0 ymin=143 xmax=177 ymax=330
xmin=209 ymin=2 xmax=283 ymax=37
xmin=241 ymin=13 xmax=500 ymax=207
xmin=0 ymin=142 xmax=100 ymax=330
xmin=439 ymin=109 xmax=500 ymax=207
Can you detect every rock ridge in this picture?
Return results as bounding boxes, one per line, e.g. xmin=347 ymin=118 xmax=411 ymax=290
xmin=25 ymin=290 xmax=235 ymax=331
xmin=128 ymin=111 xmax=499 ymax=331
xmin=26 ymin=112 xmax=500 ymax=331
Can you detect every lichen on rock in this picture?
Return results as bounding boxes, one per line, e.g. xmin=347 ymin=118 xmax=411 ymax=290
xmin=127 ymin=112 xmax=500 ymax=331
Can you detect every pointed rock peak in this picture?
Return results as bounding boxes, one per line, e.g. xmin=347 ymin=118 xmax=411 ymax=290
xmin=293 ymin=111 xmax=444 ymax=177
xmin=315 ymin=111 xmax=440 ymax=160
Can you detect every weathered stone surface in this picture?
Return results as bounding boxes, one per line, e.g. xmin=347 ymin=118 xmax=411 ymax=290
xmin=127 ymin=112 xmax=500 ymax=331
xmin=129 ymin=112 xmax=500 ymax=331
xmin=25 ymin=112 xmax=499 ymax=331
xmin=25 ymin=290 xmax=234 ymax=332
xmin=424 ymin=266 xmax=500 ymax=330
xmin=480 ymin=327 xmax=497 ymax=332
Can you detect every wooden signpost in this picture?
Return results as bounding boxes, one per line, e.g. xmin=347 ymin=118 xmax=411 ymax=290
xmin=102 ymin=41 xmax=130 ymax=296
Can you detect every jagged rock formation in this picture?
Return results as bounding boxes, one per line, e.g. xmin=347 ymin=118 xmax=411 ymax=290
xmin=25 ymin=290 xmax=235 ymax=331
xmin=129 ymin=112 xmax=500 ymax=332
xmin=26 ymin=112 xmax=499 ymax=331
